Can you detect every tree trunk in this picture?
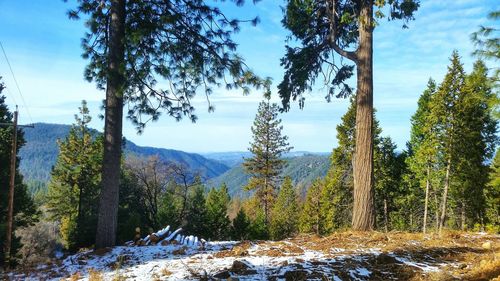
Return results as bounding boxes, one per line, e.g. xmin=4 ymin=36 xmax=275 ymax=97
xmin=461 ymin=201 xmax=466 ymax=231
xmin=383 ymin=198 xmax=388 ymax=233
xmin=95 ymin=0 xmax=126 ymax=249
xmin=434 ymin=191 xmax=440 ymax=231
xmin=423 ymin=163 xmax=430 ymax=234
xmin=352 ymin=1 xmax=375 ymax=231
xmin=439 ymin=157 xmax=451 ymax=235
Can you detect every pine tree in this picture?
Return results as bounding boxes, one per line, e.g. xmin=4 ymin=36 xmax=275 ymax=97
xmin=453 ymin=60 xmax=497 ymax=229
xmin=471 ymin=10 xmax=499 ymax=84
xmin=243 ymin=99 xmax=292 ymax=226
xmin=279 ymin=0 xmax=419 ymax=231
xmin=406 ymin=79 xmax=439 ymax=233
xmin=46 ymin=101 xmax=103 ymax=250
xmin=270 ymin=177 xmax=299 ymax=240
xmin=206 ymin=184 xmax=231 ymax=240
xmin=425 ymin=52 xmax=498 ymax=232
xmin=183 ymin=184 xmax=208 ymax=238
xmin=486 ymin=150 xmax=500 ymax=232
xmin=374 ymin=136 xmax=400 ymax=232
xmin=299 ymin=179 xmax=322 ymax=234
xmin=427 ymin=51 xmax=467 ymax=233
xmin=0 ymin=83 xmax=37 ymax=266
xmin=231 ymin=208 xmax=251 ymax=241
xmin=68 ymin=0 xmax=265 ymax=248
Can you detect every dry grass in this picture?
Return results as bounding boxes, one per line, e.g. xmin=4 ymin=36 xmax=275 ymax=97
xmin=68 ymin=271 xmax=81 ymax=281
xmin=160 ymin=266 xmax=173 ymax=276
xmin=88 ymin=268 xmax=103 ymax=281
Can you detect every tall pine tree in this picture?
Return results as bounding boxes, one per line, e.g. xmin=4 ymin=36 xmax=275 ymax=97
xmin=406 ymin=79 xmax=439 ymax=233
xmin=279 ymin=0 xmax=419 ymax=231
xmin=243 ymin=99 xmax=292 ymax=225
xmin=46 ymin=101 xmax=103 ymax=250
xmin=68 ymin=0 xmax=265 ymax=248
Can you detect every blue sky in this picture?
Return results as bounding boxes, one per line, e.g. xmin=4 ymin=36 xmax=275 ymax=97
xmin=0 ymin=0 xmax=497 ymax=153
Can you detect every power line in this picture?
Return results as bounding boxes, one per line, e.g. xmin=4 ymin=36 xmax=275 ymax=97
xmin=3 ymin=84 xmax=17 ymax=105
xmin=0 ymin=41 xmax=33 ymax=124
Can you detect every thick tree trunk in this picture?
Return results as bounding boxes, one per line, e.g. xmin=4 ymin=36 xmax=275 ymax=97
xmin=423 ymin=163 xmax=430 ymax=234
xmin=95 ymin=0 xmax=126 ymax=249
xmin=352 ymin=1 xmax=375 ymax=231
xmin=439 ymin=157 xmax=451 ymax=235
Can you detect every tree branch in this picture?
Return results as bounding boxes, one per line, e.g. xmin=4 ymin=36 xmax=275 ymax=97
xmin=327 ymin=0 xmax=358 ymax=62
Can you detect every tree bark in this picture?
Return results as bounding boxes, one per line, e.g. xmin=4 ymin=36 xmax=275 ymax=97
xmin=383 ymin=198 xmax=388 ymax=233
xmin=461 ymin=201 xmax=466 ymax=231
xmin=95 ymin=0 xmax=126 ymax=249
xmin=352 ymin=1 xmax=375 ymax=231
xmin=423 ymin=163 xmax=430 ymax=234
xmin=434 ymin=192 xmax=440 ymax=231
xmin=439 ymin=157 xmax=451 ymax=235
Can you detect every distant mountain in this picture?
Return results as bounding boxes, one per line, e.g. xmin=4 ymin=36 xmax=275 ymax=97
xmin=209 ymin=154 xmax=330 ymax=197
xmin=202 ymin=151 xmax=330 ymax=167
xmin=19 ymin=123 xmax=230 ymax=187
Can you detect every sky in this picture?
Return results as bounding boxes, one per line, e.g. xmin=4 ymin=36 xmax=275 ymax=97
xmin=0 ymin=0 xmax=498 ymax=153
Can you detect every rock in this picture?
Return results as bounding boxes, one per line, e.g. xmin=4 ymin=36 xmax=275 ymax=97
xmin=213 ymin=270 xmax=230 ymax=279
xmin=284 ymin=270 xmax=307 ymax=281
xmin=160 ymin=240 xmax=170 ymax=246
xmin=482 ymin=241 xmax=492 ymax=250
xmin=375 ymin=253 xmax=399 ymax=264
xmin=230 ymin=260 xmax=250 ymax=273
xmin=230 ymin=260 xmax=257 ymax=275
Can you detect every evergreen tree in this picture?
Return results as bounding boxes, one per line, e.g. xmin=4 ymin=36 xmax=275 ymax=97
xmin=183 ymin=184 xmax=208 ymax=238
xmin=68 ymin=0 xmax=265 ymax=248
xmin=453 ymin=60 xmax=497 ymax=229
xmin=427 ymin=51 xmax=467 ymax=233
xmin=299 ymin=179 xmax=322 ymax=234
xmin=243 ymin=99 xmax=292 ymax=225
xmin=471 ymin=10 xmax=499 ymax=84
xmin=374 ymin=136 xmax=401 ymax=232
xmin=406 ymin=79 xmax=439 ymax=233
xmin=425 ymin=52 xmax=497 ymax=232
xmin=46 ymin=101 xmax=103 ymax=250
xmin=231 ymin=208 xmax=251 ymax=241
xmin=270 ymin=177 xmax=299 ymax=240
xmin=206 ymin=184 xmax=231 ymax=240
xmin=279 ymin=0 xmax=419 ymax=231
xmin=486 ymin=150 xmax=500 ymax=232
xmin=0 ymin=83 xmax=37 ymax=266
xmin=157 ymin=182 xmax=183 ymax=230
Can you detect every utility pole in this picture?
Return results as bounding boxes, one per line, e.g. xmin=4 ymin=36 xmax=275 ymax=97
xmin=1 ymin=107 xmax=33 ymax=268
xmin=4 ymin=106 xmax=17 ymax=268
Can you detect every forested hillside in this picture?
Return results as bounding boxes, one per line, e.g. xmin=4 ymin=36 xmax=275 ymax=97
xmin=19 ymin=123 xmax=230 ymax=191
xmin=210 ymin=154 xmax=330 ymax=197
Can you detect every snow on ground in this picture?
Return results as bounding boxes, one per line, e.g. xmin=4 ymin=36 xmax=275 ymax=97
xmin=4 ymin=231 xmax=499 ymax=280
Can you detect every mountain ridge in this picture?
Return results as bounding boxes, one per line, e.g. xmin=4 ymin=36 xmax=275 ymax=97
xmin=19 ymin=123 xmax=230 ymax=186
